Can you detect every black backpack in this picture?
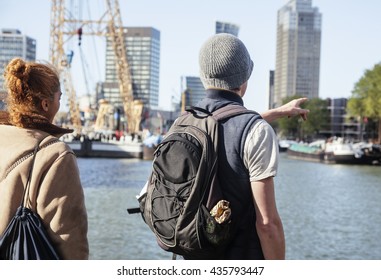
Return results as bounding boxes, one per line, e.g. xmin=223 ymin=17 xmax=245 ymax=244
xmin=137 ymin=105 xmax=259 ymax=259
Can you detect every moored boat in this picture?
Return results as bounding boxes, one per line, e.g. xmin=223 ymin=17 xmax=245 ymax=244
xmin=287 ymin=141 xmax=325 ymax=162
xmin=324 ymin=139 xmax=381 ymax=165
xmin=278 ymin=139 xmax=298 ymax=152
xmin=286 ymin=137 xmax=381 ymax=165
xmin=64 ymin=137 xmax=144 ymax=159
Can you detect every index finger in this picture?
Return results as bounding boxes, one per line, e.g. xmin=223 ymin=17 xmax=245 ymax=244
xmin=295 ymin=97 xmax=308 ymax=106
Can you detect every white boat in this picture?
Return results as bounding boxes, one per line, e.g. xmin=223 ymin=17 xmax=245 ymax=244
xmin=278 ymin=139 xmax=298 ymax=152
xmin=286 ymin=137 xmax=381 ymax=165
xmin=324 ymin=138 xmax=381 ymax=165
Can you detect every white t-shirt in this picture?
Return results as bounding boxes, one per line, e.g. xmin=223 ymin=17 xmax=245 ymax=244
xmin=243 ymin=119 xmax=279 ymax=182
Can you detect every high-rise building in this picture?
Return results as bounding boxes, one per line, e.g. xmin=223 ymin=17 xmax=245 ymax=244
xmin=320 ymin=98 xmax=362 ymax=140
xmin=273 ymin=0 xmax=322 ymax=108
xmin=101 ymin=27 xmax=160 ymax=110
xmin=181 ymin=76 xmax=204 ymax=110
xmin=0 ymin=29 xmax=36 ymax=109
xmin=215 ymin=21 xmax=239 ymax=36
xmin=268 ymin=70 xmax=275 ymax=110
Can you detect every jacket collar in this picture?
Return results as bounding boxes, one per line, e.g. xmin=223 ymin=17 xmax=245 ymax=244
xmin=205 ymin=88 xmax=244 ymax=105
xmin=0 ymin=111 xmax=73 ymax=138
xmin=195 ymin=88 xmax=245 ymax=113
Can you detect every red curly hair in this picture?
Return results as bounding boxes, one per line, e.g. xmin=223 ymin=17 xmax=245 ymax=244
xmin=3 ymin=57 xmax=60 ymax=127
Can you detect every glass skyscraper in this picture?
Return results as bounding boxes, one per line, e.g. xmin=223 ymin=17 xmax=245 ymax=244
xmin=273 ymin=0 xmax=322 ymax=108
xmin=215 ymin=21 xmax=239 ymax=37
xmin=101 ymin=27 xmax=160 ymax=110
xmin=181 ymin=76 xmax=204 ymax=110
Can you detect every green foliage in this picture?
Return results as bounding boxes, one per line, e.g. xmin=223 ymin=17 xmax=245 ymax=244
xmin=348 ymin=62 xmax=381 ymax=142
xmin=301 ymin=98 xmax=330 ymax=136
xmin=347 ymin=97 xmax=364 ymax=117
xmin=349 ymin=63 xmax=381 ymax=117
xmin=276 ymin=95 xmax=303 ymax=138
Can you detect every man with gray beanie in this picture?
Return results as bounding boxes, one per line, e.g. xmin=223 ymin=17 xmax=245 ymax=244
xmin=195 ymin=33 xmax=308 ymax=259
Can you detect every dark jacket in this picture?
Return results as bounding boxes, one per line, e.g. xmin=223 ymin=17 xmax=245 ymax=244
xmin=196 ymin=89 xmax=264 ymax=259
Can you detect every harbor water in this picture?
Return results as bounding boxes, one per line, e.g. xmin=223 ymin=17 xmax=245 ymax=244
xmin=79 ymin=153 xmax=381 ymax=260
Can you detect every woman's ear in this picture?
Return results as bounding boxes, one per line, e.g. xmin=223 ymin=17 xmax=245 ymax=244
xmin=41 ymin=99 xmax=49 ymax=112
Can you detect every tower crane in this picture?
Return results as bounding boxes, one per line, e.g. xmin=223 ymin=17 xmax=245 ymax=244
xmin=49 ymin=0 xmax=143 ymax=135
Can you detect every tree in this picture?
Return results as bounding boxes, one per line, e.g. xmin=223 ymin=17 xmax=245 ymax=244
xmin=348 ymin=63 xmax=381 ymax=143
xmin=276 ymin=95 xmax=300 ymax=139
xmin=301 ymin=98 xmax=329 ymax=139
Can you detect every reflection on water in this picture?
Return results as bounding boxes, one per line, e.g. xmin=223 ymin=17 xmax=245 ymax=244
xmin=78 ymin=155 xmax=381 ymax=260
xmin=79 ymin=158 xmax=171 ymax=260
xmin=276 ymin=154 xmax=381 ymax=260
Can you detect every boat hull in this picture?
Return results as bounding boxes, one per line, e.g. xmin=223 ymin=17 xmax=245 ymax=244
xmin=287 ymin=140 xmax=381 ymax=165
xmin=66 ymin=139 xmax=143 ymax=159
xmin=287 ymin=148 xmax=325 ymax=162
xmin=324 ymin=152 xmax=380 ymax=165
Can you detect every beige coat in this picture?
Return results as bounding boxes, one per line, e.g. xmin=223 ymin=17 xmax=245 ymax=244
xmin=0 ymin=113 xmax=89 ymax=259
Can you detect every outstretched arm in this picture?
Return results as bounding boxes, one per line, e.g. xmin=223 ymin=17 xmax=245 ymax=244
xmin=261 ymin=97 xmax=309 ymax=123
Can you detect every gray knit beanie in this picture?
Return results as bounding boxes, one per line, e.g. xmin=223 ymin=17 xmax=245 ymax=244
xmin=199 ymin=33 xmax=253 ymax=90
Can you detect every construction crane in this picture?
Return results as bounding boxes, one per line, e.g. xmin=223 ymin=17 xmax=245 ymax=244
xmin=49 ymin=0 xmax=143 ymax=135
xmin=49 ymin=0 xmax=82 ymax=134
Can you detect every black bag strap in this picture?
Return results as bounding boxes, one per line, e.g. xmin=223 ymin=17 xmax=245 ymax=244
xmin=21 ymin=136 xmax=49 ymax=208
xmin=212 ymin=104 xmax=259 ymax=121
xmin=185 ymin=106 xmax=212 ymax=116
xmin=187 ymin=105 xmax=259 ymax=122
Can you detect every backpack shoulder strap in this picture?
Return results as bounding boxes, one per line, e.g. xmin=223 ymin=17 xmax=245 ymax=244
xmin=212 ymin=105 xmax=259 ymax=122
xmin=185 ymin=106 xmax=212 ymax=116
xmin=185 ymin=105 xmax=260 ymax=121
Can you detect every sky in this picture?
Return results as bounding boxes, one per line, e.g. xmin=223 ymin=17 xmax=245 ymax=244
xmin=1 ymin=0 xmax=381 ymax=113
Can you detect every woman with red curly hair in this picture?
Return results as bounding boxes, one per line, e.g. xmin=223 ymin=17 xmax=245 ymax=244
xmin=0 ymin=58 xmax=89 ymax=259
